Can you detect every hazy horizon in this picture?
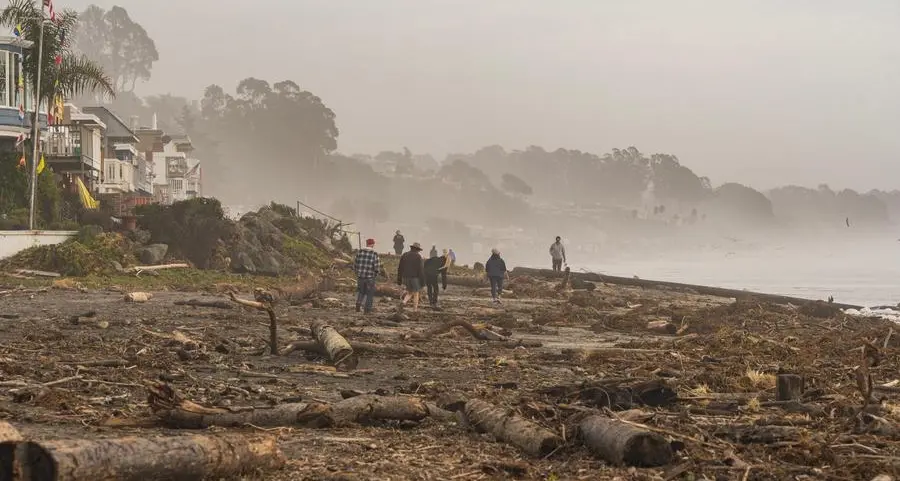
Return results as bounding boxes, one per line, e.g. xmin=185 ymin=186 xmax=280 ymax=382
xmin=63 ymin=0 xmax=900 ymax=192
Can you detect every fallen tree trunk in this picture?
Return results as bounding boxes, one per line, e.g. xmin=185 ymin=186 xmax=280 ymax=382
xmin=123 ymin=292 xmax=152 ymax=303
xmin=124 ymin=263 xmax=190 ymax=273
xmin=229 ymin=292 xmax=278 ymax=355
xmin=173 ymin=299 xmax=233 ymax=309
xmin=464 ymin=399 xmax=563 ymax=457
xmin=332 ymin=395 xmax=431 ymax=425
xmin=509 ymin=267 xmax=862 ymax=310
xmin=311 ymin=321 xmax=358 ymax=369
xmin=374 ymin=283 xmax=403 ymax=298
xmin=149 ymin=383 xmax=433 ymax=429
xmin=7 ymin=433 xmax=283 ymax=481
xmin=284 ymin=340 xmax=428 ymax=358
xmin=539 ymin=378 xmax=677 ymax=409
xmin=579 ymin=415 xmax=672 ymax=467
xmin=406 ymin=319 xmax=508 ymax=342
xmin=646 ymin=320 xmax=677 ymax=335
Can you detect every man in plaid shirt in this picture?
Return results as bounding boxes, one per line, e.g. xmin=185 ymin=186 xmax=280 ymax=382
xmin=353 ymin=238 xmax=383 ymax=314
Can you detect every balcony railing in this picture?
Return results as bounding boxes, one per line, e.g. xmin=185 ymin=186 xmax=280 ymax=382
xmin=45 ymin=124 xmax=83 ymax=158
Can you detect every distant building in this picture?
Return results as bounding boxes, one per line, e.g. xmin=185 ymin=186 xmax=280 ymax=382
xmin=45 ymin=104 xmax=105 ymax=189
xmin=152 ymin=134 xmax=201 ymax=204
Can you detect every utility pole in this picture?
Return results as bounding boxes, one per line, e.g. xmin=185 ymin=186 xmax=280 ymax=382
xmin=27 ymin=5 xmax=46 ymax=230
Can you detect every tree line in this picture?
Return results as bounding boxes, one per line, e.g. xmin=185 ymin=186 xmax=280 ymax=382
xmin=56 ymin=4 xmax=900 ymax=231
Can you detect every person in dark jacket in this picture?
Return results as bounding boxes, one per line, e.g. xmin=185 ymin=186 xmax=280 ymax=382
xmin=393 ymin=230 xmax=405 ymax=256
xmin=397 ymin=242 xmax=426 ymax=311
xmin=424 ymin=250 xmax=449 ymax=308
xmin=485 ymin=248 xmax=508 ymax=304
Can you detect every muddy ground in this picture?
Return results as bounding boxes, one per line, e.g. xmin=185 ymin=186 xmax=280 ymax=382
xmin=0 ymin=273 xmax=899 ymax=480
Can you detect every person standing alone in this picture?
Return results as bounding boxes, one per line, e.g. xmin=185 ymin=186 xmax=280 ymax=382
xmin=393 ymin=230 xmax=405 ymax=256
xmin=549 ymin=236 xmax=566 ymax=272
xmin=352 ymin=238 xmax=384 ymax=314
xmin=485 ymin=248 xmax=508 ymax=304
xmin=397 ymin=242 xmax=426 ymax=312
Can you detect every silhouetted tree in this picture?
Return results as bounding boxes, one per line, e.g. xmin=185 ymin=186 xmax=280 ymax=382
xmin=501 ymin=173 xmax=533 ymax=196
xmin=74 ymin=5 xmax=158 ymax=93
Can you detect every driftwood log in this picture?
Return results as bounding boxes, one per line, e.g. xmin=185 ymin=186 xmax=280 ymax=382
xmin=464 ymin=399 xmax=563 ymax=457
xmin=446 ymin=275 xmax=487 ymax=288
xmin=311 ymin=321 xmax=358 ymax=369
xmin=646 ymin=320 xmax=677 ymax=335
xmin=149 ymin=383 xmax=433 ymax=428
xmin=229 ymin=292 xmax=278 ymax=355
xmin=173 ymin=299 xmax=233 ymax=309
xmin=374 ymin=283 xmax=404 ymax=298
xmin=539 ymin=378 xmax=677 ymax=409
xmin=509 ymin=267 xmax=862 ymax=310
xmin=776 ymin=374 xmax=804 ymax=401
xmin=3 ymin=433 xmax=283 ymax=481
xmin=406 ymin=319 xmax=507 ymax=342
xmin=283 ymin=340 xmax=428 ymax=358
xmin=579 ymin=416 xmax=673 ymax=467
xmin=123 ymin=292 xmax=152 ymax=303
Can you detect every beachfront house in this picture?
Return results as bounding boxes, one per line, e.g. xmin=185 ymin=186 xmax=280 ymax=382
xmin=0 ymin=36 xmax=47 ymax=151
xmin=44 ymin=104 xmax=105 ymax=190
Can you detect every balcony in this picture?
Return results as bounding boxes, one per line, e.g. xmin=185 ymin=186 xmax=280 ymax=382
xmin=45 ymin=124 xmax=100 ymax=173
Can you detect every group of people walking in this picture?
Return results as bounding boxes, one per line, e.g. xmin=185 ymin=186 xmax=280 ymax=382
xmin=352 ymin=231 xmax=567 ymax=313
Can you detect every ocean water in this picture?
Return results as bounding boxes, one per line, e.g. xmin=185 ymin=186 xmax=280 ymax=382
xmin=583 ymin=235 xmax=900 ymax=308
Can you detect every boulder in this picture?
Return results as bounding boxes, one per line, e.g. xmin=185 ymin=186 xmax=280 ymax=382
xmin=231 ymin=251 xmax=257 ymax=273
xmin=136 ymin=243 xmax=168 ymax=265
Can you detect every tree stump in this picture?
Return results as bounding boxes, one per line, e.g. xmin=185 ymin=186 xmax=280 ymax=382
xmin=776 ymin=374 xmax=804 ymax=401
xmin=579 ymin=416 xmax=673 ymax=467
xmin=311 ymin=321 xmax=358 ymax=369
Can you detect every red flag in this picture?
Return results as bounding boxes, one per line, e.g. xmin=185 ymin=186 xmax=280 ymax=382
xmin=54 ymin=54 xmax=61 ymax=65
xmin=43 ymin=0 xmax=56 ymax=23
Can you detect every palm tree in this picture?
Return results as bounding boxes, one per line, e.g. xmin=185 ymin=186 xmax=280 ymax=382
xmin=0 ymin=0 xmax=114 ymax=120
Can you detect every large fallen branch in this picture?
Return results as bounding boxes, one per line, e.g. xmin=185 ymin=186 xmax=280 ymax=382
xmin=445 ymin=275 xmax=488 ymax=288
xmin=405 ymin=319 xmax=507 ymax=342
xmin=579 ymin=415 xmax=673 ymax=467
xmin=539 ymin=378 xmax=677 ymax=409
xmin=464 ymin=399 xmax=563 ymax=457
xmin=229 ymin=291 xmax=278 ymax=355
xmin=174 ymin=298 xmax=233 ymax=309
xmin=148 ymin=383 xmax=433 ymax=429
xmin=5 ymin=433 xmax=283 ymax=481
xmin=123 ymin=263 xmax=190 ymax=274
xmin=311 ymin=321 xmax=358 ymax=369
xmin=283 ymin=340 xmax=428 ymax=358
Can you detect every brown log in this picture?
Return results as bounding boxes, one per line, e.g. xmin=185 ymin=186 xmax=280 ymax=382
xmin=539 ymin=378 xmax=677 ymax=409
xmin=579 ymin=415 xmax=672 ymax=467
xmin=123 ymin=292 xmax=152 ymax=303
xmin=646 ymin=320 xmax=677 ymax=335
xmin=407 ymin=319 xmax=508 ymax=342
xmin=510 ymin=267 xmax=862 ymax=310
xmin=311 ymin=321 xmax=358 ymax=369
xmin=284 ymin=340 xmax=428 ymax=358
xmin=374 ymin=283 xmax=403 ymax=298
xmin=776 ymin=374 xmax=804 ymax=401
xmin=148 ymin=382 xmax=334 ymax=429
xmin=464 ymin=399 xmax=562 ymax=457
xmin=7 ymin=433 xmax=283 ymax=481
xmin=332 ymin=395 xmax=431 ymax=425
xmin=173 ymin=299 xmax=233 ymax=309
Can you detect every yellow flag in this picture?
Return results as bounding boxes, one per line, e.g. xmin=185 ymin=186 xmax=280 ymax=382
xmin=36 ymin=153 xmax=45 ymax=174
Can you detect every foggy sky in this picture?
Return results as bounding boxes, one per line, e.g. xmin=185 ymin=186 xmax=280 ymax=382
xmin=64 ymin=0 xmax=900 ymax=191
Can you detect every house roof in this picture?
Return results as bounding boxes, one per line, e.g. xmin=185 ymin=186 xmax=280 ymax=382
xmin=0 ymin=36 xmax=33 ymax=49
xmin=82 ymin=106 xmax=138 ymax=142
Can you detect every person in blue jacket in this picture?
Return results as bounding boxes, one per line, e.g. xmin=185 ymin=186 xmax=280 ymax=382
xmin=485 ymin=248 xmax=509 ymax=304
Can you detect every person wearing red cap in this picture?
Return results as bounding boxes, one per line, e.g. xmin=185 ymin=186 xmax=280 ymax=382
xmin=352 ymin=238 xmax=384 ymax=314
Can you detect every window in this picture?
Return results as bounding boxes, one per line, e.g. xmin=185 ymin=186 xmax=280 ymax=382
xmin=0 ymin=52 xmax=7 ymax=107
xmin=107 ymin=164 xmax=116 ymax=181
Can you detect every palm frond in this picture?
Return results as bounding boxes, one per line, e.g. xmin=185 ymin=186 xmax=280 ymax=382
xmin=56 ymin=54 xmax=115 ymax=101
